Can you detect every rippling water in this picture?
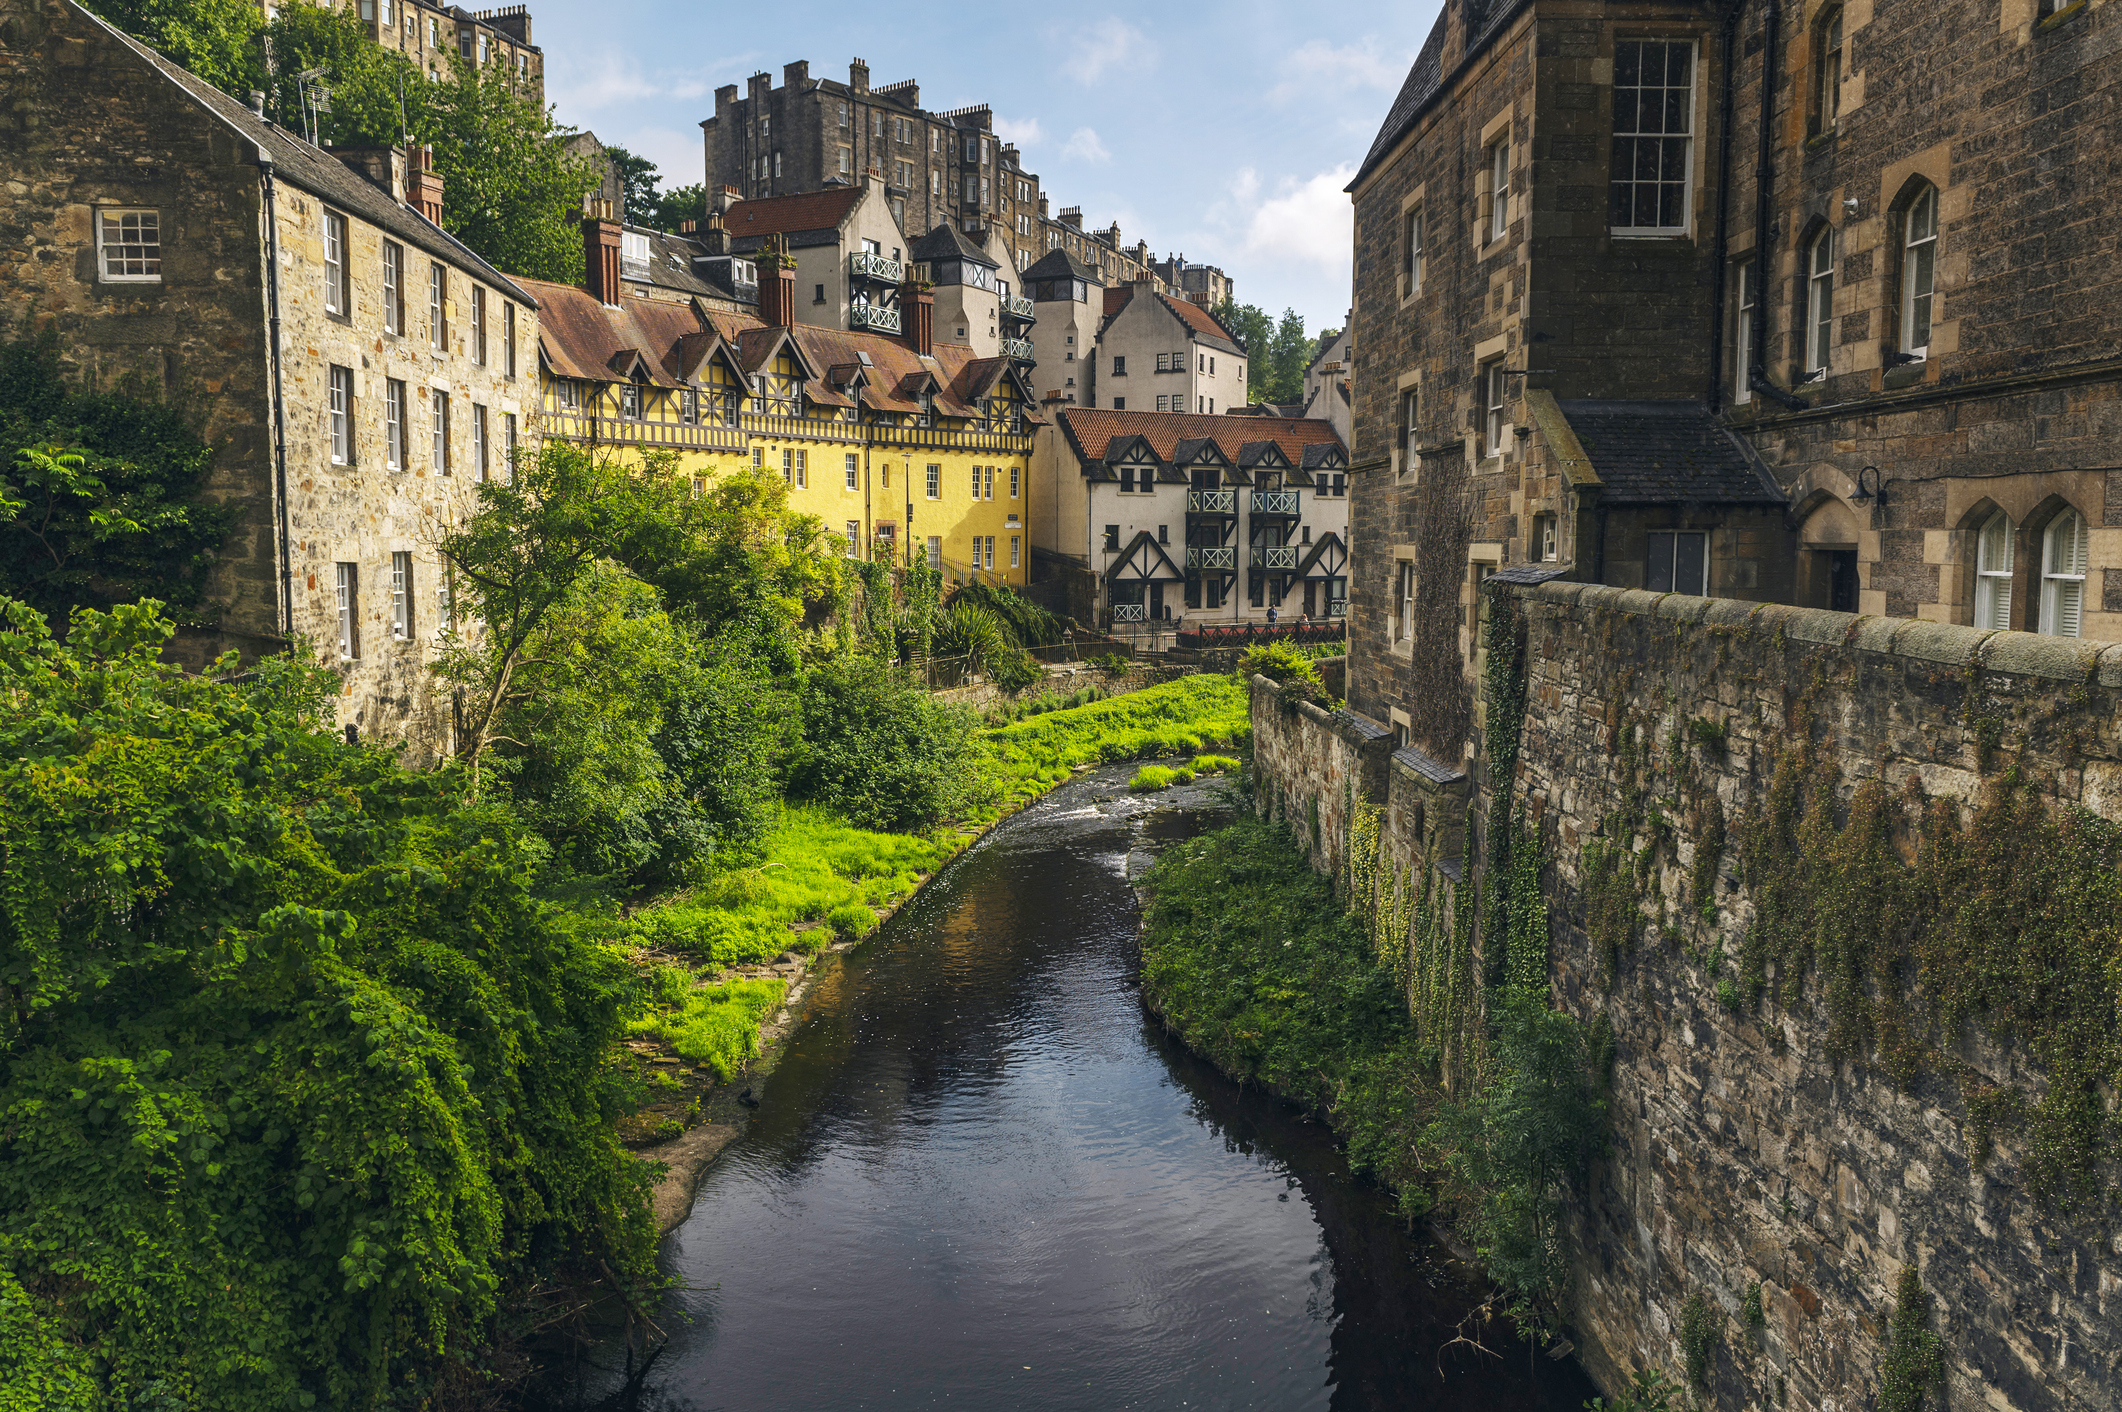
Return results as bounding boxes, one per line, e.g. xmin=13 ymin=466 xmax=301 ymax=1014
xmin=541 ymin=769 xmax=1595 ymax=1412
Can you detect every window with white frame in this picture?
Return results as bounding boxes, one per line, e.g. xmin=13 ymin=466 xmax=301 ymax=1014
xmin=845 ymin=453 xmax=859 ymax=490
xmin=504 ymin=303 xmax=515 ymax=378
xmin=970 ymin=464 xmax=982 ymax=499
xmin=1404 ymin=206 xmax=1424 ymax=289
xmin=429 ymin=263 xmax=447 ymax=352
xmin=1009 ymin=464 xmax=1020 ymax=498
xmin=1400 ymin=386 xmax=1420 ymax=470
xmin=1733 ymin=260 xmax=1755 ymax=403
xmin=927 ymin=535 xmax=942 ymax=569
xmin=335 ymin=562 xmax=360 ymax=659
xmin=1534 ymin=512 xmax=1559 ymax=562
xmin=1805 ymin=228 xmax=1836 ymax=375
xmin=1010 ymin=535 xmax=1020 ymax=568
xmin=431 ymin=388 xmax=449 ymax=472
xmin=1396 ymin=562 xmax=1415 ymax=641
xmin=382 ymin=240 xmax=403 ymax=335
xmin=471 ymin=286 xmax=486 ymax=364
xmin=324 ymin=210 xmax=349 ymax=315
xmin=1645 ymin=530 xmax=1709 ymax=596
xmin=503 ymin=412 xmax=516 ymax=469
xmin=1484 ymin=360 xmax=1508 ymax=457
xmin=390 ymin=551 xmax=413 ymax=639
xmin=1901 ymin=186 xmax=1938 ymax=358
xmin=845 ymin=520 xmax=861 ymax=556
xmin=437 ymin=574 xmax=453 ymax=634
xmin=1610 ymin=40 xmax=1696 ymax=233
xmin=2040 ymin=509 xmax=2089 ymax=637
xmin=1811 ymin=6 xmax=1844 ymax=135
xmin=472 ymin=403 xmax=488 ymax=481
xmin=328 ymin=365 xmax=352 ymax=464
xmin=926 ymin=463 xmax=940 ymax=499
xmin=385 ymin=378 xmax=405 ymax=470
xmin=782 ymin=448 xmax=806 ymax=487
xmin=985 ymin=465 xmax=995 ymax=500
xmin=1974 ymin=510 xmax=2014 ymax=630
xmin=1486 ymin=139 xmax=1509 ymax=242
xmin=619 ymin=382 xmax=640 ymax=419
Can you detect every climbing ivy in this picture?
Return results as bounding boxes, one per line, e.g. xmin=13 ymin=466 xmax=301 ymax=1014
xmin=1875 ymin=1266 xmax=1945 ymax=1412
xmin=1679 ymin=1291 xmax=1722 ymax=1391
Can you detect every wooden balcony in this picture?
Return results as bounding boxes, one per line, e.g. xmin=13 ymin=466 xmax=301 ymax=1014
xmin=1249 ymin=545 xmax=1299 ymax=570
xmin=1250 ymin=489 xmax=1301 ymax=517
xmin=1002 ymin=294 xmax=1035 ymax=322
xmin=850 ymin=250 xmax=905 ymax=284
xmin=1187 ymin=489 xmax=1236 ymax=515
xmin=851 ymin=302 xmax=902 ymax=333
xmin=1001 ymin=335 xmax=1034 ymax=361
xmin=1185 ymin=546 xmax=1236 ymax=570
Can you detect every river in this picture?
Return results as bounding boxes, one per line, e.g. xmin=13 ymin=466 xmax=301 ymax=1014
xmin=537 ymin=766 xmax=1596 ymax=1411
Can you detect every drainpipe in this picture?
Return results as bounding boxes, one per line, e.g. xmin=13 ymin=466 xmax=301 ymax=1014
xmin=1706 ymin=0 xmax=1740 ymax=413
xmin=259 ymin=147 xmax=295 ymax=641
xmin=1746 ymin=0 xmax=1808 ymax=410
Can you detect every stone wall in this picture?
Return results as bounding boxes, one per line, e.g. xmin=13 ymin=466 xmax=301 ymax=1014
xmin=1246 ymin=674 xmax=1393 ymax=879
xmin=1251 ymin=583 xmax=2122 ymax=1412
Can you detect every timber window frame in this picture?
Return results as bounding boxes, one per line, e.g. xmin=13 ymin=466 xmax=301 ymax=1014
xmin=1810 ymin=5 xmax=1845 ymax=138
xmin=470 ymin=286 xmax=487 ymax=365
xmin=1804 ymin=227 xmax=1836 ymax=377
xmin=1898 ymin=185 xmax=1939 ymax=360
xmin=1644 ymin=530 xmax=1709 ymax=596
xmin=1404 ymin=205 xmax=1425 ymax=292
xmin=1609 ymin=38 xmax=1697 ymax=236
xmin=382 ymin=240 xmax=404 ymax=335
xmin=431 ymin=388 xmax=450 ymax=473
xmin=1482 ymin=359 xmax=1509 ymax=459
xmin=96 ymin=207 xmax=162 ymax=282
xmin=334 ymin=562 xmax=360 ymax=660
xmin=1397 ymin=384 xmax=1420 ymax=476
xmin=472 ymin=403 xmax=488 ymax=481
xmin=846 ymin=452 xmax=860 ymax=491
xmin=2039 ymin=509 xmax=2089 ymax=638
xmin=1484 ymin=139 xmax=1510 ymax=243
xmin=328 ymin=365 xmax=353 ymax=465
xmin=1974 ymin=510 xmax=2014 ymax=630
xmin=1395 ymin=561 xmax=1416 ymax=643
xmin=1732 ymin=259 xmax=1756 ymax=403
xmin=390 ymin=551 xmax=413 ymax=640
xmin=385 ymin=378 xmax=406 ymax=470
xmin=323 ymin=210 xmax=350 ymax=318
xmin=925 ymin=463 xmax=940 ymax=499
xmin=429 ymin=263 xmax=448 ymax=353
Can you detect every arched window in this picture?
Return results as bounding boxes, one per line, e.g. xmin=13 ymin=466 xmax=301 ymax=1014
xmin=1974 ymin=510 xmax=2014 ymax=630
xmin=1806 ymin=228 xmax=1836 ymax=375
xmin=2039 ymin=509 xmax=2089 ymax=637
xmin=1901 ymin=185 xmax=1938 ymax=358
xmin=1812 ymin=6 xmax=1844 ymax=135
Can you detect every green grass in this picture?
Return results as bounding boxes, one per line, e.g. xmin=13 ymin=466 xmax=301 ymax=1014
xmin=1130 ymin=765 xmax=1178 ymax=791
xmin=627 ymin=973 xmax=789 ymax=1081
xmin=982 ymin=674 xmax=1250 ymax=812
xmin=1191 ymin=754 xmax=1241 ymax=775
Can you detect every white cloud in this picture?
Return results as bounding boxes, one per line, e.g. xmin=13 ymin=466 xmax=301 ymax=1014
xmin=1062 ymin=127 xmax=1112 ymax=164
xmin=547 ymin=48 xmax=755 ymax=119
xmin=618 ymin=127 xmax=705 ymax=186
xmin=1063 ymin=18 xmax=1157 ymax=86
xmin=1230 ymin=164 xmax=1358 ymax=273
xmin=1267 ymin=39 xmax=1412 ymax=105
xmin=992 ymin=115 xmax=1044 ymax=149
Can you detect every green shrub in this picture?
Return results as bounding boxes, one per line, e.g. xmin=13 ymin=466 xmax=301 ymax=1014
xmin=1088 ymin=651 xmax=1134 ymax=674
xmin=1131 ymin=765 xmax=1177 ymax=792
xmin=787 ymin=656 xmax=985 ymax=830
xmin=1237 ymin=639 xmax=1324 ymax=685
xmin=826 ymin=901 xmax=879 ymax=939
xmin=628 ymin=975 xmax=788 ymax=1081
xmin=1192 ymin=754 xmax=1241 ymax=775
xmin=1679 ymin=1292 xmax=1721 ymax=1390
xmin=1172 ymin=767 xmax=1197 ymax=785
xmin=1877 ymin=1266 xmax=1945 ymax=1412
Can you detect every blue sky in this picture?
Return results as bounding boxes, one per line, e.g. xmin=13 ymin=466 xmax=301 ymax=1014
xmin=535 ymin=2 xmax=1446 ymax=335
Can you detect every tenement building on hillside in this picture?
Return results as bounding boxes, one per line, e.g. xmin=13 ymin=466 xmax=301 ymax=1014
xmin=350 ymin=0 xmax=543 ymax=98
xmin=700 ymin=59 xmax=1170 ymax=286
xmin=7 ymin=0 xmax=539 ymax=756
xmin=1345 ymin=0 xmax=2122 ymax=765
xmin=529 ymin=211 xmax=1040 ymax=587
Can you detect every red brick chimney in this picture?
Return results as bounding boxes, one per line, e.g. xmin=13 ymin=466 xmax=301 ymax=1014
xmin=409 ymin=144 xmax=444 ymax=224
xmin=900 ymin=279 xmax=933 ymax=356
xmin=583 ymin=200 xmax=621 ymax=305
xmin=759 ymin=257 xmax=795 ymax=327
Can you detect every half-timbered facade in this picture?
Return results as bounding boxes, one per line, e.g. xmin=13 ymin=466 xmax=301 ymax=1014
xmin=1030 ymin=409 xmax=1348 ymax=630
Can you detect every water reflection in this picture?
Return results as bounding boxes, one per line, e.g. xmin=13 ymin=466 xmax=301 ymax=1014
xmin=531 ymin=770 xmax=1594 ymax=1412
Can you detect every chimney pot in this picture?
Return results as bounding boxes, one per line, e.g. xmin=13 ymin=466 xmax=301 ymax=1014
xmin=899 ymin=278 xmax=934 ymax=356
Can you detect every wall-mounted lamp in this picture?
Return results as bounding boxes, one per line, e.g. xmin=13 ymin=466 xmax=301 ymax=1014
xmin=1851 ymin=464 xmax=1886 ymax=507
xmin=1842 ymin=196 xmax=1861 ymax=216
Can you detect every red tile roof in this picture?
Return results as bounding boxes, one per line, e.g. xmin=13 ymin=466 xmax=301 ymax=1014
xmin=724 ymin=187 xmax=866 ymax=238
xmin=1056 ymin=408 xmax=1342 ymax=482
xmin=1161 ymin=294 xmax=1243 ymax=352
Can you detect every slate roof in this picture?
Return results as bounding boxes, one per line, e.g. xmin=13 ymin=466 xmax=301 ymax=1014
xmin=1392 ymin=743 xmax=1465 ymax=785
xmin=79 ymin=1 xmax=536 ymax=306
xmin=1351 ymin=0 xmax=1533 ymax=191
xmin=724 ymin=188 xmax=866 ymax=251
xmin=1557 ymin=400 xmax=1786 ymax=505
xmin=1056 ymin=409 xmax=1344 ymax=485
xmin=909 ymin=221 xmax=999 ymax=267
xmin=1487 ymin=563 xmax=1573 ymax=587
xmin=1023 ymin=247 xmax=1106 ymax=285
xmin=1096 ymin=286 xmax=1245 ymax=356
xmin=627 ymin=225 xmax=724 ymax=299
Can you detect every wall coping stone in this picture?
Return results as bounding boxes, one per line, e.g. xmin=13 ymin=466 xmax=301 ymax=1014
xmin=1248 ymin=674 xmax=1393 ymax=749
xmin=1392 ymin=743 xmax=1466 ymax=785
xmin=1518 ymin=581 xmax=2122 ymax=684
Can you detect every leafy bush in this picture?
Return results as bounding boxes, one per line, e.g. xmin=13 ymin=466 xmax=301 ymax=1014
xmin=1191 ymin=754 xmax=1242 ymax=775
xmin=1131 ymin=765 xmax=1177 ymax=792
xmin=1237 ymin=638 xmax=1323 ymax=685
xmin=826 ymin=901 xmax=879 ymax=939
xmin=627 ymin=975 xmax=787 ymax=1082
xmin=787 ymin=656 xmax=985 ymax=830
xmin=947 ymin=581 xmax=1067 ymax=646
xmin=0 ymin=599 xmax=653 ymax=1408
xmin=1087 ymin=651 xmax=1134 ymax=674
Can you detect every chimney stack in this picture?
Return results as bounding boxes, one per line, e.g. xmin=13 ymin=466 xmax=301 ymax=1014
xmin=850 ymin=56 xmax=870 ymax=93
xmin=699 ymin=207 xmax=730 ymax=254
xmin=783 ymin=60 xmax=809 ymax=90
xmin=759 ymin=241 xmax=795 ymax=326
xmin=409 ymin=144 xmax=445 ymax=224
xmin=582 ymin=199 xmax=622 ymax=305
xmin=899 ymin=278 xmax=933 ymax=356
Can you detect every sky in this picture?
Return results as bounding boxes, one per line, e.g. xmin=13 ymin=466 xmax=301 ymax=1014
xmin=534 ymin=1 xmax=1446 ymax=336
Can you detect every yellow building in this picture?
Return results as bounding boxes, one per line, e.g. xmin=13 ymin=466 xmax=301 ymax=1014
xmin=520 ymin=218 xmax=1038 ymax=588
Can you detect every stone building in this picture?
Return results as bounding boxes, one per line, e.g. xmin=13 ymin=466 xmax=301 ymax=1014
xmin=1343 ymin=0 xmax=2122 ymax=765
xmin=1086 ymin=282 xmax=1249 ymax=416
xmin=1022 ymin=248 xmax=1104 ymax=405
xmin=700 ymin=58 xmax=1167 ymax=289
xmin=1028 ymin=408 xmax=1348 ymax=631
xmin=4 ymin=0 xmax=540 ymax=755
xmin=1299 ymin=321 xmax=1353 ymax=445
xmin=1148 ymin=252 xmax=1234 ymax=308
xmin=346 ymin=0 xmax=543 ymax=101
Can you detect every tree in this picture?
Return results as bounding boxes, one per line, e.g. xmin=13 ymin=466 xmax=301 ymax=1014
xmin=0 ymin=597 xmax=655 ymax=1408
xmin=83 ymin=0 xmax=263 ymax=95
xmin=649 ymin=182 xmax=706 ymax=233
xmin=0 ymin=328 xmax=233 ymax=627
xmin=603 ymin=143 xmax=663 ymax=227
xmin=1211 ymin=298 xmax=1275 ymax=403
xmin=1267 ymin=308 xmax=1313 ymax=405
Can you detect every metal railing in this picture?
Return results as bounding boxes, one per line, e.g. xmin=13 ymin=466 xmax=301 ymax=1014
xmin=1185 ymin=546 xmax=1236 ymax=569
xmin=1250 ymin=545 xmax=1299 ymax=570
xmin=1250 ymin=489 xmax=1300 ymax=516
xmin=1326 ymin=598 xmax=1348 ymax=617
xmin=1001 ymin=336 xmax=1034 ymax=361
xmin=850 ymin=302 xmax=902 ymax=334
xmin=1002 ymin=294 xmax=1035 ymax=321
xmin=850 ymin=251 xmax=904 ymax=284
xmin=1186 ymin=489 xmax=1236 ymax=515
